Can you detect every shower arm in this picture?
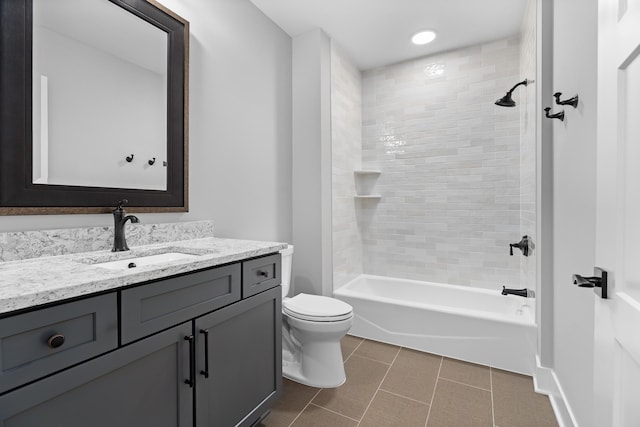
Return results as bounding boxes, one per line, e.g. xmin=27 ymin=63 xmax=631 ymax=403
xmin=506 ymin=79 xmax=528 ymax=96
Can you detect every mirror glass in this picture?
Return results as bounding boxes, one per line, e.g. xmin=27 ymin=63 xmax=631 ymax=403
xmin=32 ymin=0 xmax=168 ymax=191
xmin=0 ymin=0 xmax=187 ymax=214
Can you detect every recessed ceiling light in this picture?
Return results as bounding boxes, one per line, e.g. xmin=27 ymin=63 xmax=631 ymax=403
xmin=411 ymin=30 xmax=436 ymax=45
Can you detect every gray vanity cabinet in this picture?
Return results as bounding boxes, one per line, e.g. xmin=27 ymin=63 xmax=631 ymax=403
xmin=0 ymin=322 xmax=193 ymax=427
xmin=195 ymin=285 xmax=282 ymax=427
xmin=0 ymin=253 xmax=282 ymax=427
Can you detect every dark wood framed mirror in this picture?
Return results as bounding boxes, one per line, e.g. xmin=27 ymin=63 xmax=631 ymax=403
xmin=0 ymin=0 xmax=189 ymax=215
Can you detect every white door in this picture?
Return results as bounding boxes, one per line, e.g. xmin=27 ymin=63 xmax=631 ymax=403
xmin=594 ymin=0 xmax=640 ymax=425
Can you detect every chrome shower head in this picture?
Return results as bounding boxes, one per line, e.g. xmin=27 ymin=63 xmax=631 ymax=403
xmin=495 ymin=79 xmax=529 ymax=107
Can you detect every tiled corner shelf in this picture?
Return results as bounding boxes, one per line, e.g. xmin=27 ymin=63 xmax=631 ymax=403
xmin=354 ymin=170 xmax=381 ymax=199
xmin=353 ymin=170 xmax=381 ymax=175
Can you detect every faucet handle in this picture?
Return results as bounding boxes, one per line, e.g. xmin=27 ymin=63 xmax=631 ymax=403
xmin=115 ymin=199 xmax=129 ymax=211
xmin=509 ymin=235 xmax=531 ymax=257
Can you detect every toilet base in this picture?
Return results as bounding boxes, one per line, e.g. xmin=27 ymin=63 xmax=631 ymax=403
xmin=282 ymin=350 xmax=346 ymax=388
xmin=281 ymin=316 xmax=352 ymax=388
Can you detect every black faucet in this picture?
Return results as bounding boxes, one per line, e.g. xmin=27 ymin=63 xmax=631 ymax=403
xmin=112 ymin=199 xmax=139 ymax=252
xmin=501 ymin=286 xmax=535 ymax=298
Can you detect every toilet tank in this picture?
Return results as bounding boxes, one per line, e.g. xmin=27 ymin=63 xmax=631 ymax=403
xmin=279 ymin=245 xmax=294 ymax=297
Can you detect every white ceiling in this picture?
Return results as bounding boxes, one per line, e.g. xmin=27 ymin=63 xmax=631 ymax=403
xmin=249 ymin=0 xmax=528 ymax=70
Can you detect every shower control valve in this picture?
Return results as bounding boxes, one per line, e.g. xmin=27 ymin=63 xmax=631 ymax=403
xmin=509 ymin=235 xmax=532 ymax=257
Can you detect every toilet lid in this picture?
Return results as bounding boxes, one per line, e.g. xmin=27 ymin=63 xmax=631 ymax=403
xmin=283 ymin=293 xmax=353 ymax=321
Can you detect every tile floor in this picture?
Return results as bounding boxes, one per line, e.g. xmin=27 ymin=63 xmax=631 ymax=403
xmin=259 ymin=335 xmax=559 ymax=427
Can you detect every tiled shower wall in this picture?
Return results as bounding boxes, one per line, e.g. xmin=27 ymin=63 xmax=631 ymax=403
xmin=360 ymin=37 xmax=523 ymax=289
xmin=331 ymin=42 xmax=363 ymax=288
xmin=519 ymin=0 xmax=537 ymax=292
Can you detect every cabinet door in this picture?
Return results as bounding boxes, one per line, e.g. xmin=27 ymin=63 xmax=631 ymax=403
xmin=195 ymin=286 xmax=282 ymax=427
xmin=0 ymin=323 xmax=193 ymax=427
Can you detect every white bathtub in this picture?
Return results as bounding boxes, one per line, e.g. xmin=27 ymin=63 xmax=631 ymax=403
xmin=334 ymin=274 xmax=536 ymax=375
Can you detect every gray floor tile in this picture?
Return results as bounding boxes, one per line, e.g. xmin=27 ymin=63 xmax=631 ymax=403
xmin=427 ymin=379 xmax=493 ymax=427
xmin=359 ymin=390 xmax=429 ymax=427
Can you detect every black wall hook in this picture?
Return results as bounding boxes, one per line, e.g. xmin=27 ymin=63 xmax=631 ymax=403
xmin=553 ymin=92 xmax=579 ymax=108
xmin=544 ymin=107 xmax=565 ymax=121
xmin=148 ymin=157 xmax=156 ymax=165
xmin=125 ymin=154 xmax=134 ymax=162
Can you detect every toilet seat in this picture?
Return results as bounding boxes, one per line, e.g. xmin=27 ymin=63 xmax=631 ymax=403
xmin=283 ymin=293 xmax=353 ymax=322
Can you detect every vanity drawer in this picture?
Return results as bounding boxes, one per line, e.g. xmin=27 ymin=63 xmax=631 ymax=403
xmin=0 ymin=293 xmax=118 ymax=394
xmin=121 ymin=263 xmax=241 ymax=344
xmin=242 ymin=254 xmax=281 ymax=298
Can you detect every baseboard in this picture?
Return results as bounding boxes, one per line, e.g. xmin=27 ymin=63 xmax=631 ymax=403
xmin=532 ymin=356 xmax=579 ymax=427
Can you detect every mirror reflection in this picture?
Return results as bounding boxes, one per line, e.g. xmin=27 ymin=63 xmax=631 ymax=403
xmin=32 ymin=0 xmax=168 ymax=191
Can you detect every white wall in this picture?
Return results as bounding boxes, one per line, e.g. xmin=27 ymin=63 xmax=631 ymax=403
xmin=0 ymin=0 xmax=293 ymax=245
xmin=551 ymin=0 xmax=598 ymax=425
xmin=291 ymin=29 xmax=333 ymax=296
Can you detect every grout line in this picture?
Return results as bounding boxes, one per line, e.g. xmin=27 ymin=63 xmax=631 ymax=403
xmin=349 ymin=353 xmax=393 ymax=366
xmin=308 ymin=403 xmax=361 ymax=423
xmin=287 ymin=388 xmax=323 ymax=427
xmin=378 ymin=388 xmax=431 ymax=405
xmin=356 ymin=345 xmax=401 ymax=426
xmin=343 ymin=337 xmax=365 ymax=363
xmin=436 ymin=377 xmax=492 ymax=392
xmin=490 ymin=367 xmax=496 ymax=427
xmin=424 ymin=356 xmax=443 ymax=427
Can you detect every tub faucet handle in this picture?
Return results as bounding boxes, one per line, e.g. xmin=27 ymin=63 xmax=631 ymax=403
xmin=509 ymin=235 xmax=531 ymax=257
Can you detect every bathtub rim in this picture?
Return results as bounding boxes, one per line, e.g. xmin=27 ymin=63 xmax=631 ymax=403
xmin=334 ymin=274 xmax=537 ymax=327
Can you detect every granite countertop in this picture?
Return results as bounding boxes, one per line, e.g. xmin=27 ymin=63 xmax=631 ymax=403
xmin=0 ymin=237 xmax=287 ymax=315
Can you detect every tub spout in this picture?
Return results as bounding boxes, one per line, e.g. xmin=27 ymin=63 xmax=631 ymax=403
xmin=501 ymin=286 xmax=535 ymax=298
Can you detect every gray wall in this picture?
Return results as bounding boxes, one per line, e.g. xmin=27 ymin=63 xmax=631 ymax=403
xmin=0 ymin=0 xmax=293 ymax=245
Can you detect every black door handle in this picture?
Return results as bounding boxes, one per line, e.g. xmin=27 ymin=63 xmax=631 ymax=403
xmin=572 ymin=267 xmax=608 ymax=299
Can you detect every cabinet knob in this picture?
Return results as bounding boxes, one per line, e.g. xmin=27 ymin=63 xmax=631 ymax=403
xmin=258 ymin=270 xmax=269 ymax=278
xmin=47 ymin=334 xmax=65 ymax=349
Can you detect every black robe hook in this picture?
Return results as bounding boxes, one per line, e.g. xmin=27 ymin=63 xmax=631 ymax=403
xmin=553 ymin=92 xmax=579 ymax=108
xmin=148 ymin=158 xmax=156 ymax=165
xmin=125 ymin=154 xmax=134 ymax=162
xmin=544 ymin=107 xmax=565 ymax=121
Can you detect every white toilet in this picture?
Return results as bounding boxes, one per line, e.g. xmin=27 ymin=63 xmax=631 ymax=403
xmin=279 ymin=245 xmax=353 ymax=388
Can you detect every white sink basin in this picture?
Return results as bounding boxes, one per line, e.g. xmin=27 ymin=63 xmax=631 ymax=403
xmin=94 ymin=252 xmax=200 ymax=270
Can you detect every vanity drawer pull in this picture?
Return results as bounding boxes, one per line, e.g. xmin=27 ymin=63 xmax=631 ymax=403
xmin=242 ymin=254 xmax=281 ymax=298
xmin=0 ymin=293 xmax=117 ymax=394
xmin=47 ymin=334 xmax=66 ymax=349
